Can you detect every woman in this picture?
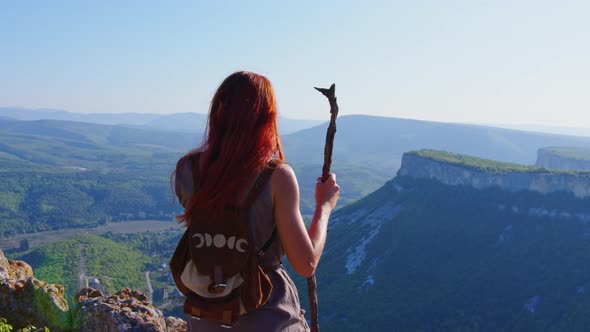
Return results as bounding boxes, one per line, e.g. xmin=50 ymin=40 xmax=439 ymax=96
xmin=173 ymin=71 xmax=340 ymax=331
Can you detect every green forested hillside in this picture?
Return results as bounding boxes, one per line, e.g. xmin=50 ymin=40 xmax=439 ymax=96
xmin=412 ymin=149 xmax=540 ymax=173
xmin=303 ymin=176 xmax=590 ymax=331
xmin=0 ymin=169 xmax=180 ymax=237
xmin=0 ymin=117 xmax=197 ymax=171
xmin=411 ymin=149 xmax=590 ymax=176
xmin=291 ymin=163 xmax=392 ymax=213
xmin=0 ymin=117 xmax=387 ymax=234
xmin=0 ymin=118 xmax=191 ymax=237
xmin=14 ymin=235 xmax=149 ymax=300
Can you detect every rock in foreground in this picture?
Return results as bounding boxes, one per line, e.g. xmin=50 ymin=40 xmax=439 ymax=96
xmin=0 ymin=249 xmax=185 ymax=331
xmin=0 ymin=249 xmax=71 ymax=331
xmin=73 ymin=288 xmax=186 ymax=332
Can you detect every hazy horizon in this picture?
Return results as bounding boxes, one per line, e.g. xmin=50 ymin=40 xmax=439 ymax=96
xmin=4 ymin=107 xmax=590 ymax=136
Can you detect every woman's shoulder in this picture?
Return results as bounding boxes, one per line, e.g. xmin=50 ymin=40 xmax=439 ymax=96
xmin=271 ymin=162 xmax=295 ymax=181
xmin=176 ymin=150 xmax=206 ymax=178
xmin=269 ymin=162 xmax=299 ymax=199
xmin=175 ymin=154 xmax=195 ymax=179
xmin=174 ymin=152 xmax=202 ymax=207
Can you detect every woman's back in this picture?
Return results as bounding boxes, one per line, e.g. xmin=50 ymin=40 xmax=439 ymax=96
xmin=175 ymin=156 xmax=310 ymax=332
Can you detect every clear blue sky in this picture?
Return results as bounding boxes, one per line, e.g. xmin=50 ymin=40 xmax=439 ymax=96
xmin=1 ymin=0 xmax=589 ymax=127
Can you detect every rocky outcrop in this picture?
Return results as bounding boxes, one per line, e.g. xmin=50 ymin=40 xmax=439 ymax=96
xmin=0 ymin=249 xmax=186 ymax=331
xmin=73 ymin=288 xmax=186 ymax=332
xmin=399 ymin=151 xmax=590 ymax=198
xmin=535 ymin=147 xmax=590 ymax=171
xmin=0 ymin=249 xmax=71 ymax=331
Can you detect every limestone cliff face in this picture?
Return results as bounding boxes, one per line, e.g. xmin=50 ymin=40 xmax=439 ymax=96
xmin=535 ymin=148 xmax=590 ymax=171
xmin=398 ymin=152 xmax=590 ymax=198
xmin=0 ymin=249 xmax=185 ymax=332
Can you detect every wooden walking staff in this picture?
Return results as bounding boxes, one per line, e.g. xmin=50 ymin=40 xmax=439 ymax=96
xmin=309 ymin=83 xmax=339 ymax=332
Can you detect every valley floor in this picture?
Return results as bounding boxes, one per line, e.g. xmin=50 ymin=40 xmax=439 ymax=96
xmin=0 ymin=220 xmax=181 ymax=252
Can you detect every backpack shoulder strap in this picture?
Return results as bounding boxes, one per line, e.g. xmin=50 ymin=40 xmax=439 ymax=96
xmin=189 ymin=153 xmax=202 ymax=191
xmin=257 ymin=226 xmax=277 ymax=257
xmin=241 ymin=159 xmax=284 ymax=209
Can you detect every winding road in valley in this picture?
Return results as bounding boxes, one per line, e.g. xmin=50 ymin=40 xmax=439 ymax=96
xmin=78 ymin=243 xmax=87 ymax=290
xmin=145 ymin=271 xmax=153 ymax=303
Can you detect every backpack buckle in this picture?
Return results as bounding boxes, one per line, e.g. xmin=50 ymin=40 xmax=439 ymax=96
xmin=208 ymin=282 xmax=228 ymax=294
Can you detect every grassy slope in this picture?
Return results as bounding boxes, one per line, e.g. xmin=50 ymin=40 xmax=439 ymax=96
xmin=540 ymin=146 xmax=590 ymax=161
xmin=410 ymin=149 xmax=590 ymax=176
xmin=14 ymin=235 xmax=149 ymax=300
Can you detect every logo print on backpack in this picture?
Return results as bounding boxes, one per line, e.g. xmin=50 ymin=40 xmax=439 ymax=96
xmin=192 ymin=233 xmax=249 ymax=253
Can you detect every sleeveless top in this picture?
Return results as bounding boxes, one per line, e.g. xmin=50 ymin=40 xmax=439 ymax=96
xmin=175 ymin=157 xmax=310 ymax=332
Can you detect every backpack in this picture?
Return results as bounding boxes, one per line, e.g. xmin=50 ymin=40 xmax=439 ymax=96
xmin=169 ymin=153 xmax=282 ymax=327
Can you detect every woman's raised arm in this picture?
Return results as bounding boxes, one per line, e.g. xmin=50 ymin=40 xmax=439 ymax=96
xmin=271 ymin=163 xmax=340 ymax=277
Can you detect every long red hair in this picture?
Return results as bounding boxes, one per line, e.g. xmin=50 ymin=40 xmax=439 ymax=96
xmin=175 ymin=71 xmax=284 ymax=225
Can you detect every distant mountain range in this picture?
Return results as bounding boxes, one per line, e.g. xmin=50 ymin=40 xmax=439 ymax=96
xmin=282 ymin=115 xmax=590 ymax=212
xmin=0 ymin=107 xmax=323 ymax=135
xmin=5 ymin=107 xmax=590 ymax=138
xmin=2 ymin=114 xmax=590 ymax=236
xmin=493 ymin=123 xmax=590 ymax=138
xmin=0 ymin=117 xmax=197 ymax=171
xmin=283 ymin=115 xmax=590 ymax=170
